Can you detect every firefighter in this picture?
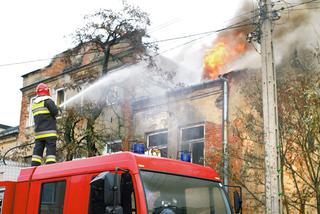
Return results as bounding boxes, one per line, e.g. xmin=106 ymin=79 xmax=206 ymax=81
xmin=31 ymin=83 xmax=59 ymax=166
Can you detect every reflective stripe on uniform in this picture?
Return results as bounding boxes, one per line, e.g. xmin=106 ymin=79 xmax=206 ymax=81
xmin=33 ymin=110 xmax=50 ymax=116
xmin=32 ymin=101 xmax=50 ymax=116
xmin=35 ymin=133 xmax=57 ymax=139
xmin=35 ymin=130 xmax=57 ymax=139
xmin=45 ymin=155 xmax=56 ymax=163
xmin=32 ymin=155 xmax=42 ymax=163
xmin=32 ymin=101 xmax=45 ymax=110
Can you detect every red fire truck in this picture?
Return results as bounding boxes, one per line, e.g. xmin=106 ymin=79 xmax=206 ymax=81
xmin=0 ymin=152 xmax=241 ymax=214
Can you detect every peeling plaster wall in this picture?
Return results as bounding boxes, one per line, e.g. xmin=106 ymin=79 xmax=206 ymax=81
xmin=132 ymin=81 xmax=224 ymax=159
xmin=0 ymin=135 xmax=18 ymax=156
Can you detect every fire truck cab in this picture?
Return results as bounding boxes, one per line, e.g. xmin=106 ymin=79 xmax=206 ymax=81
xmin=0 ymin=152 xmax=241 ymax=214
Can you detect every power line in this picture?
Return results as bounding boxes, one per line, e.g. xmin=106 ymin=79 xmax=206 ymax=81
xmin=159 ymin=23 xmax=254 ymax=55
xmin=0 ymin=16 xmax=257 ymax=68
xmin=153 ymin=19 xmax=255 ymax=44
xmin=150 ymin=11 xmax=259 ymax=52
xmin=1 ymin=0 xmax=318 ymax=69
xmin=0 ymin=58 xmax=53 ymax=67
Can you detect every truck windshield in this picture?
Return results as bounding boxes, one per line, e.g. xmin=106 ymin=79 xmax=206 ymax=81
xmin=140 ymin=170 xmax=231 ymax=214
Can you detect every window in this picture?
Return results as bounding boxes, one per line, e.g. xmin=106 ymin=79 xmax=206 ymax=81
xmin=89 ymin=172 xmax=136 ymax=214
xmin=141 ymin=171 xmax=231 ymax=214
xmin=104 ymin=140 xmax=122 ymax=154
xmin=146 ymin=131 xmax=168 ymax=157
xmin=39 ymin=181 xmax=66 ymax=214
xmin=180 ymin=125 xmax=205 ymax=165
xmin=27 ymin=96 xmax=36 ymax=127
xmin=55 ymin=88 xmax=65 ymax=107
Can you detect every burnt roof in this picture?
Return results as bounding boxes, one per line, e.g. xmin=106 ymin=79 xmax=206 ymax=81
xmin=132 ymin=77 xmax=224 ymax=111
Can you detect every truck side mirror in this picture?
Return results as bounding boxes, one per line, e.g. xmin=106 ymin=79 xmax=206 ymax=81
xmin=233 ymin=191 xmax=242 ymax=214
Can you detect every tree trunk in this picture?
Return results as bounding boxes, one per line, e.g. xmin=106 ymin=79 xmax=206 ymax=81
xmin=102 ymin=46 xmax=111 ymax=75
xmin=66 ymin=149 xmax=73 ymax=161
xmin=86 ymin=119 xmax=98 ymax=157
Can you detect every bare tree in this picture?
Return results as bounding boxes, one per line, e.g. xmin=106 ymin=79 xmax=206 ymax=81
xmin=57 ymin=1 xmax=160 ymax=158
xmin=71 ymin=0 xmax=157 ymax=75
xmin=57 ymin=101 xmax=126 ymax=160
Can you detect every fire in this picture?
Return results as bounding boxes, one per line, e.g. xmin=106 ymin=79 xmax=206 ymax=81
xmin=203 ymin=32 xmax=248 ymax=79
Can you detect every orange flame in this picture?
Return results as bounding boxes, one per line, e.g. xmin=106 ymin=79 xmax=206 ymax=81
xmin=203 ymin=32 xmax=248 ymax=80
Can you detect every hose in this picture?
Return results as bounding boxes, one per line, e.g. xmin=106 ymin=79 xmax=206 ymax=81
xmin=2 ymin=142 xmax=35 ymax=165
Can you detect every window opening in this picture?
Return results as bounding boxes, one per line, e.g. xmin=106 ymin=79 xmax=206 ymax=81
xmin=180 ymin=125 xmax=205 ymax=165
xmin=55 ymin=88 xmax=65 ymax=108
xmin=27 ymin=96 xmax=36 ymax=127
xmin=104 ymin=140 xmax=122 ymax=154
xmin=147 ymin=131 xmax=168 ymax=157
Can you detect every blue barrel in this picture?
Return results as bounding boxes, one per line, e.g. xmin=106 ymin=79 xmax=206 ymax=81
xmin=180 ymin=151 xmax=191 ymax=162
xmin=133 ymin=144 xmax=145 ymax=154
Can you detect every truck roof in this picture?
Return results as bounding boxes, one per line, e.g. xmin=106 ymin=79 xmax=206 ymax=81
xmin=17 ymin=152 xmax=221 ymax=182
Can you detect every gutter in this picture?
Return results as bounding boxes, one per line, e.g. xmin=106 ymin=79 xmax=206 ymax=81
xmin=219 ymin=75 xmax=229 ymax=189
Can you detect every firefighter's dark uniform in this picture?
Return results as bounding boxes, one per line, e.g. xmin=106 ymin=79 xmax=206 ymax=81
xmin=31 ymin=95 xmax=58 ymax=166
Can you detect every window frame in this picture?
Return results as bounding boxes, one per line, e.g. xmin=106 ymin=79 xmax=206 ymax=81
xmin=104 ymin=139 xmax=122 ymax=154
xmin=179 ymin=124 xmax=206 ymax=165
xmin=146 ymin=130 xmax=168 ymax=157
xmin=55 ymin=88 xmax=66 ymax=108
xmin=26 ymin=96 xmax=37 ymax=127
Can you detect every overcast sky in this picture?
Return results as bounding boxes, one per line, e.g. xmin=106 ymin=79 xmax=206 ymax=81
xmin=0 ymin=0 xmax=242 ymax=126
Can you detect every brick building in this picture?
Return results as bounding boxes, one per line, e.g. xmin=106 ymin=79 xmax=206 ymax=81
xmin=16 ymin=41 xmax=137 ymax=158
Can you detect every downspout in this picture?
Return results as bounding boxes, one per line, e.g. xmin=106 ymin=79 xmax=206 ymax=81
xmin=219 ymin=75 xmax=229 ymax=189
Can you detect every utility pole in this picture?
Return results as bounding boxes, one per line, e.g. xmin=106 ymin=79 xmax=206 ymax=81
xmin=259 ymin=0 xmax=282 ymax=213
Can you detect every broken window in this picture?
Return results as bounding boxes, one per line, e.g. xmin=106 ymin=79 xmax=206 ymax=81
xmin=146 ymin=131 xmax=168 ymax=157
xmin=27 ymin=96 xmax=36 ymax=127
xmin=180 ymin=124 xmax=205 ymax=165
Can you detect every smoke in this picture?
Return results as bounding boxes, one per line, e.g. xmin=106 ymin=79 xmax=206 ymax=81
xmin=273 ymin=8 xmax=320 ymax=65
xmin=169 ymin=37 xmax=214 ymax=85
xmin=61 ymin=55 xmax=190 ymax=108
xmin=203 ymin=0 xmax=320 ymax=76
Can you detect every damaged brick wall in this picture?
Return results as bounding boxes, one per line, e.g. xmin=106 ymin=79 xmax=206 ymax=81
xmin=204 ymin=122 xmax=222 ymax=173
